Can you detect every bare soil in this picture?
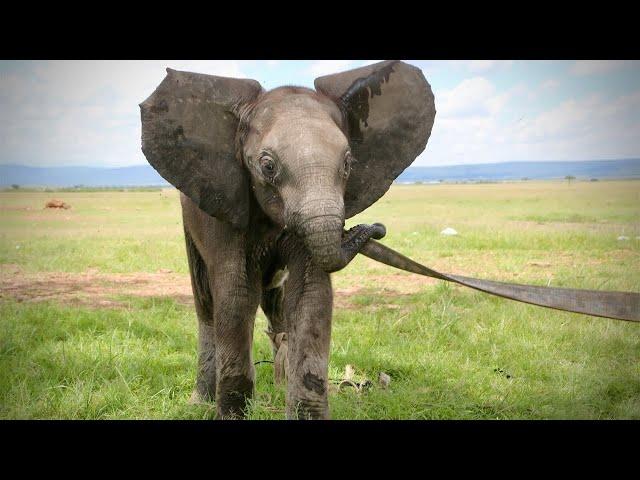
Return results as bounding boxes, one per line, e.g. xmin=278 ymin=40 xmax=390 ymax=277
xmin=0 ymin=265 xmax=194 ymax=309
xmin=0 ymin=264 xmax=434 ymax=310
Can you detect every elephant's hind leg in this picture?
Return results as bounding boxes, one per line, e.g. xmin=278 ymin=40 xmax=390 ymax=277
xmin=184 ymin=229 xmax=216 ymax=404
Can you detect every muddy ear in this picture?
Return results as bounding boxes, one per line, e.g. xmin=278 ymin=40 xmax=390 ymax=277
xmin=140 ymin=68 xmax=262 ymax=229
xmin=315 ymin=60 xmax=435 ymax=218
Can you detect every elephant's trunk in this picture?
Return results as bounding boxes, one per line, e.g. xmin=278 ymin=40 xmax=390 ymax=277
xmin=288 ymin=194 xmax=387 ymax=273
xmin=292 ymin=216 xmax=388 ymax=274
xmin=298 ymin=214 xmax=345 ymax=273
xmin=286 ymin=194 xmax=346 ymax=272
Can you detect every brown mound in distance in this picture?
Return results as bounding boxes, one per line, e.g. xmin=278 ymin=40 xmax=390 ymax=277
xmin=45 ymin=199 xmax=71 ymax=209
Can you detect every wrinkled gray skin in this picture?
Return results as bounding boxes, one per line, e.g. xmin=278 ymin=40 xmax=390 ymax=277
xmin=140 ymin=61 xmax=435 ymax=419
xmin=181 ymin=87 xmax=385 ymax=419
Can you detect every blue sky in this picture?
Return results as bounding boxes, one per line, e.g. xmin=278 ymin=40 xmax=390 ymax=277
xmin=1 ymin=60 xmax=639 ymax=167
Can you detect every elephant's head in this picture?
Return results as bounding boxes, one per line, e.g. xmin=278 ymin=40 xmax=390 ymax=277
xmin=140 ymin=61 xmax=435 ymax=272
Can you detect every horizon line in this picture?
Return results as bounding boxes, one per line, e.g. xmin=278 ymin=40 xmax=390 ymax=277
xmin=2 ymin=157 xmax=640 ymax=170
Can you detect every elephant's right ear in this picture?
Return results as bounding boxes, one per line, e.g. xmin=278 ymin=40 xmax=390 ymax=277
xmin=315 ymin=61 xmax=435 ymax=219
xmin=140 ymin=68 xmax=263 ymax=230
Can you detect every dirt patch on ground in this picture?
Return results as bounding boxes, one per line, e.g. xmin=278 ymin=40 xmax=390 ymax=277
xmin=0 ymin=267 xmax=195 ymax=309
xmin=3 ymin=249 xmax=635 ymax=311
xmin=0 ymin=265 xmax=437 ymax=311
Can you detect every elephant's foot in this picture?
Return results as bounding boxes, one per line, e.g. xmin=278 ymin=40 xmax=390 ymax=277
xmin=188 ymin=388 xmax=212 ymax=406
xmin=215 ymin=374 xmax=254 ymax=419
xmin=192 ymin=372 xmax=216 ymax=404
xmin=287 ymin=396 xmax=330 ymax=420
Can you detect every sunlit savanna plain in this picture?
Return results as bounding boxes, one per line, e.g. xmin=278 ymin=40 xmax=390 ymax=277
xmin=1 ymin=180 xmax=639 ymax=419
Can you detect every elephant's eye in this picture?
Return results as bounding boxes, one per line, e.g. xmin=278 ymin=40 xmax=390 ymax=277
xmin=260 ymin=156 xmax=276 ymax=179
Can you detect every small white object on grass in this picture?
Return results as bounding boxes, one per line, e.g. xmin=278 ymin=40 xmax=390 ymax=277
xmin=617 ymin=236 xmax=630 ymax=241
xmin=440 ymin=227 xmax=458 ymax=236
xmin=15 ymin=245 xmax=21 ymax=249
xmin=378 ymin=372 xmax=391 ymax=389
xmin=344 ymin=364 xmax=355 ymax=381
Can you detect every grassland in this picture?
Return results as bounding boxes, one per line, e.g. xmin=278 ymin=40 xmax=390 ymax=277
xmin=1 ymin=180 xmax=639 ymax=419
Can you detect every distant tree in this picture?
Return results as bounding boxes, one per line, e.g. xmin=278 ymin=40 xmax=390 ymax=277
xmin=11 ymin=184 xmax=19 ymax=190
xmin=521 ymin=177 xmax=529 ymax=181
xmin=590 ymin=178 xmax=599 ymax=182
xmin=565 ymin=175 xmax=576 ymax=185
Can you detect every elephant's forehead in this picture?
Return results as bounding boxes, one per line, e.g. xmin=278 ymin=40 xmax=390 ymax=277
xmin=264 ymin=115 xmax=347 ymax=155
xmin=248 ymin=92 xmax=345 ymax=153
xmin=253 ymin=89 xmax=343 ymax=128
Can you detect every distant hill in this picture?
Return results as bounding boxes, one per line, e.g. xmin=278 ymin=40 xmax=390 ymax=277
xmin=396 ymin=159 xmax=640 ymax=183
xmin=0 ymin=165 xmax=169 ymax=187
xmin=1 ymin=159 xmax=639 ymax=188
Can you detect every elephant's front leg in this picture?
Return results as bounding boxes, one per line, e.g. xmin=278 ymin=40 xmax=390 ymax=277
xmin=211 ymin=255 xmax=261 ymax=419
xmin=283 ymin=258 xmax=333 ymax=420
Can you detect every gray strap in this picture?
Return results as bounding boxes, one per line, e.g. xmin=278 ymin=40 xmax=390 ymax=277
xmin=359 ymin=239 xmax=640 ymax=323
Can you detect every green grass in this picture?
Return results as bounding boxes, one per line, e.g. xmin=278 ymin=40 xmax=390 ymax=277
xmin=1 ymin=180 xmax=639 ymax=419
xmin=0 ymin=190 xmax=186 ymax=273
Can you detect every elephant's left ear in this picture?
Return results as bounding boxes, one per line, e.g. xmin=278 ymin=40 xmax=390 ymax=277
xmin=314 ymin=60 xmax=436 ymax=218
xmin=140 ymin=68 xmax=263 ymax=230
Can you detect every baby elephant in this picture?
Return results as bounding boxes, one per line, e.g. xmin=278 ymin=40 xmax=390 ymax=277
xmin=140 ymin=60 xmax=435 ymax=419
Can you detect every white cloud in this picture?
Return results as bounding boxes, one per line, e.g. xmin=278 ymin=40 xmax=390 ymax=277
xmin=540 ymin=78 xmax=560 ymax=90
xmin=467 ymin=60 xmax=514 ymax=73
xmin=416 ymin=74 xmax=640 ymax=166
xmin=307 ymin=60 xmax=354 ymax=77
xmin=570 ymin=60 xmax=638 ymax=76
xmin=359 ymin=60 xmax=384 ymax=66
xmin=510 ymin=91 xmax=640 ymax=147
xmin=436 ymin=77 xmax=521 ymax=119
xmin=0 ymin=60 xmax=246 ymax=167
xmin=437 ymin=77 xmax=496 ymax=118
xmin=2 ymin=60 xmax=640 ymax=170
